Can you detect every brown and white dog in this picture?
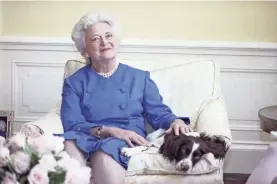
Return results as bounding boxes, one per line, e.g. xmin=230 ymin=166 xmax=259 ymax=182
xmin=121 ymin=129 xmax=228 ymax=172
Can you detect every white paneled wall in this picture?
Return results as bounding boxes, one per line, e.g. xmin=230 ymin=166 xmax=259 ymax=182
xmin=0 ymin=36 xmax=277 ymax=173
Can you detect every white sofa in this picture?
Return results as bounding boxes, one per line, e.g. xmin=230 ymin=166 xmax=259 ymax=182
xmin=20 ymin=58 xmax=232 ymax=184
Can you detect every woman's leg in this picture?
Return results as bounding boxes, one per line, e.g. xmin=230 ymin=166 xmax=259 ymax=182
xmin=90 ymin=150 xmax=126 ymax=184
xmin=64 ymin=140 xmax=86 ymax=166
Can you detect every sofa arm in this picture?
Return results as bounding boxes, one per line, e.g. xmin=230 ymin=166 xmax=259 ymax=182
xmin=196 ymin=95 xmax=232 ymax=146
xmin=20 ymin=111 xmax=64 ymax=137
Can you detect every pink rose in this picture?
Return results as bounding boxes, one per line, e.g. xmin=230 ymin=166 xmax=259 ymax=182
xmin=1 ymin=172 xmax=18 ymax=184
xmin=0 ymin=145 xmax=10 ymax=167
xmin=10 ymin=151 xmax=31 ymax=174
xmin=8 ymin=133 xmax=26 ymax=153
xmin=0 ymin=136 xmax=6 ymax=146
xmin=65 ymin=166 xmax=91 ymax=184
xmin=39 ymin=154 xmax=57 ymax=172
xmin=27 ymin=135 xmax=64 ymax=156
xmin=27 ymin=165 xmax=49 ymax=184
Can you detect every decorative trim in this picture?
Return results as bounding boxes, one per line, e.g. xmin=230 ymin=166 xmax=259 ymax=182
xmin=221 ymin=67 xmax=277 ymax=74
xmin=223 ymin=173 xmax=250 ymax=184
xmin=11 ymin=60 xmax=65 ymax=119
xmin=230 ymin=124 xmax=261 ymax=132
xmin=14 ymin=116 xmax=39 ymax=122
xmin=1 ymin=36 xmax=277 ymax=49
xmin=1 ymin=36 xmax=277 ymax=56
xmin=230 ymin=140 xmax=270 ymax=151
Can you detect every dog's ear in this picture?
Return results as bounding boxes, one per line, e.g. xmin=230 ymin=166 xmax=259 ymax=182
xmin=159 ymin=133 xmax=181 ymax=161
xmin=200 ymin=132 xmax=227 ymax=159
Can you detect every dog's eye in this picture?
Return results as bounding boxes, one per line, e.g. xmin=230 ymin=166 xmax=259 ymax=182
xmin=193 ymin=152 xmax=199 ymax=157
xmin=193 ymin=152 xmax=201 ymax=161
xmin=181 ymin=148 xmax=191 ymax=155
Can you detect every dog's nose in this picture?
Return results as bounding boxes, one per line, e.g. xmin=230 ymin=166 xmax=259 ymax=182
xmin=181 ymin=163 xmax=189 ymax=171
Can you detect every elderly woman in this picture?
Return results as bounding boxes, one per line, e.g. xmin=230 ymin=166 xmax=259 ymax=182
xmin=61 ymin=12 xmax=192 ymax=184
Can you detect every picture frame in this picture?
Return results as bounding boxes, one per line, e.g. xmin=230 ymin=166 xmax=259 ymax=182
xmin=0 ymin=110 xmax=14 ymax=139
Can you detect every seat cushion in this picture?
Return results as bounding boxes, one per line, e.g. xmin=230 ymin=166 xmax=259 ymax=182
xmin=126 ymin=168 xmax=223 ymax=184
xmin=126 ymin=150 xmax=223 ymax=176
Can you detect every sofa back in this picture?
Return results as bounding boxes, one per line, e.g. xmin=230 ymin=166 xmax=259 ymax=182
xmin=62 ymin=58 xmax=221 ymax=127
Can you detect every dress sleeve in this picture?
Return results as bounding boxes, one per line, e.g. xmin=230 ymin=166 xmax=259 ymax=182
xmin=142 ymin=71 xmax=190 ymax=130
xmin=61 ymin=77 xmax=99 ymax=134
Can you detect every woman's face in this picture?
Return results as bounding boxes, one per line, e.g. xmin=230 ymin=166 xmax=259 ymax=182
xmin=85 ymin=22 xmax=119 ymax=62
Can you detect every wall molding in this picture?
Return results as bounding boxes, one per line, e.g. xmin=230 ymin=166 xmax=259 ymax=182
xmin=231 ymin=140 xmax=270 ymax=151
xmin=221 ymin=67 xmax=277 ymax=74
xmin=1 ymin=36 xmax=277 ymax=56
xmin=11 ymin=60 xmax=65 ymax=121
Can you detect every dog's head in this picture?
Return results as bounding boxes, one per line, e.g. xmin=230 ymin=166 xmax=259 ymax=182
xmin=159 ymin=132 xmax=228 ymax=172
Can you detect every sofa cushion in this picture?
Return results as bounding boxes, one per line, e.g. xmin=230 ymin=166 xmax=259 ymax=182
xmin=63 ymin=59 xmax=86 ymax=79
xmin=126 ymin=152 xmax=223 ymax=176
xmin=120 ymin=58 xmax=219 ymax=120
xmin=60 ymin=59 xmax=220 ymax=130
xmin=126 ymin=170 xmax=223 ymax=184
xmin=63 ymin=58 xmax=218 ymax=118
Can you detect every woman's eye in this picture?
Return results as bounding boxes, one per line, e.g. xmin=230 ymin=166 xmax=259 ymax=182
xmin=106 ymin=34 xmax=113 ymax=38
xmin=92 ymin=37 xmax=99 ymax=42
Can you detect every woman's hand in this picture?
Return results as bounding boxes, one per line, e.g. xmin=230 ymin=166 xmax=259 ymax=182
xmin=165 ymin=119 xmax=193 ymax=136
xmin=106 ymin=127 xmax=150 ymax=148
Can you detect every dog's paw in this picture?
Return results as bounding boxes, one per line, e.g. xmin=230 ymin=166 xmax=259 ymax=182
xmin=121 ymin=147 xmax=133 ymax=157
xmin=120 ymin=146 xmax=147 ymax=157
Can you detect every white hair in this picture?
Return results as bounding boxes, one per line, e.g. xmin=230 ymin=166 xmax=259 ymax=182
xmin=71 ymin=12 xmax=122 ymax=57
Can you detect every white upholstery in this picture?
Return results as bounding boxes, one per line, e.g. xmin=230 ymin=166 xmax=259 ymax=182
xmin=20 ymin=58 xmax=232 ymax=184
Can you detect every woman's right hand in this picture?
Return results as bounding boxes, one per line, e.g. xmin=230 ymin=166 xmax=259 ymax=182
xmin=107 ymin=127 xmax=150 ymax=148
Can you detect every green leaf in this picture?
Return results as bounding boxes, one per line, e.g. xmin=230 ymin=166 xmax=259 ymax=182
xmin=23 ymin=145 xmax=33 ymax=155
xmin=48 ymin=170 xmax=66 ymax=184
xmin=55 ymin=155 xmax=62 ymax=161
xmin=19 ymin=176 xmax=27 ymax=184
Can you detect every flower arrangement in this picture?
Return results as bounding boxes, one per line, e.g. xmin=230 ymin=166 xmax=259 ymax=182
xmin=0 ymin=133 xmax=91 ymax=184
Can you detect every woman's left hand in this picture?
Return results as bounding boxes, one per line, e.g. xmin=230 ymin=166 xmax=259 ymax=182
xmin=165 ymin=119 xmax=193 ymax=136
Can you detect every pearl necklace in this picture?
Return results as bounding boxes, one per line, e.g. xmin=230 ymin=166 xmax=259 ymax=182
xmin=93 ymin=63 xmax=119 ymax=78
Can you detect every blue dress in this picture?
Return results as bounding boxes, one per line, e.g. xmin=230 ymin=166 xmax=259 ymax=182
xmin=59 ymin=63 xmax=190 ymax=169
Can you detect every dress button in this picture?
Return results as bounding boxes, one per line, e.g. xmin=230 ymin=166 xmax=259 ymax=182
xmin=78 ymin=128 xmax=81 ymax=131
xmin=119 ymin=104 xmax=127 ymax=110
xmin=120 ymin=88 xmax=126 ymax=93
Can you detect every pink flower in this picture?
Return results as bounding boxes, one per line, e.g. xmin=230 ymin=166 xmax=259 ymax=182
xmin=65 ymin=166 xmax=91 ymax=184
xmin=39 ymin=154 xmax=57 ymax=172
xmin=56 ymin=151 xmax=71 ymax=170
xmin=27 ymin=135 xmax=64 ymax=156
xmin=0 ymin=136 xmax=6 ymax=146
xmin=58 ymin=152 xmax=91 ymax=184
xmin=8 ymin=133 xmax=26 ymax=153
xmin=10 ymin=151 xmax=31 ymax=174
xmin=1 ymin=172 xmax=19 ymax=184
xmin=0 ymin=145 xmax=10 ymax=167
xmin=27 ymin=165 xmax=49 ymax=184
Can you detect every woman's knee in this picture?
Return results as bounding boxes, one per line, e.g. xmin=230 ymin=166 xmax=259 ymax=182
xmin=90 ymin=150 xmax=113 ymax=165
xmin=64 ymin=140 xmax=75 ymax=147
xmin=90 ymin=150 xmax=125 ymax=172
xmin=64 ymin=140 xmax=86 ymax=165
xmin=64 ymin=140 xmax=80 ymax=152
xmin=90 ymin=151 xmax=125 ymax=184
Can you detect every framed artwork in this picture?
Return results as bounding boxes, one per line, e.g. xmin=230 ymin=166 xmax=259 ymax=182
xmin=0 ymin=110 xmax=14 ymax=139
